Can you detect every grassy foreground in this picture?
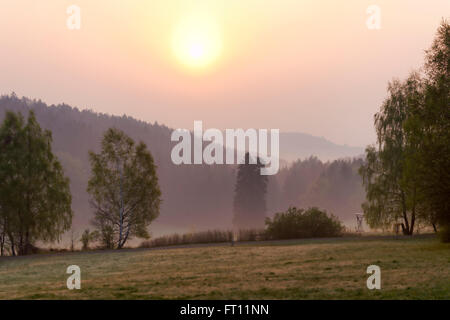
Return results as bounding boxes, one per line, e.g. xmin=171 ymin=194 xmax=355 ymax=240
xmin=0 ymin=236 xmax=449 ymax=299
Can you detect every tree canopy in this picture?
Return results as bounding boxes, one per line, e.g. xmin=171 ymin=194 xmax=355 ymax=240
xmin=87 ymin=128 xmax=161 ymax=249
xmin=0 ymin=110 xmax=72 ymax=255
xmin=360 ymin=20 xmax=450 ymax=239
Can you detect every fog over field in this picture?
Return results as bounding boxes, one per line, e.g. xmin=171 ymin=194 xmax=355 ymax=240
xmin=0 ymin=95 xmax=365 ymax=239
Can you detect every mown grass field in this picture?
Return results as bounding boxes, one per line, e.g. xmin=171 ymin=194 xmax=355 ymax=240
xmin=0 ymin=235 xmax=449 ymax=299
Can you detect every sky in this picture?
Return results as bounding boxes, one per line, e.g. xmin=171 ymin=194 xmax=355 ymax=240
xmin=0 ymin=0 xmax=448 ymax=146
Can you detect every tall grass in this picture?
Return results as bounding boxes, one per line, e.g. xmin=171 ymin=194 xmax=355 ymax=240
xmin=140 ymin=229 xmax=266 ymax=248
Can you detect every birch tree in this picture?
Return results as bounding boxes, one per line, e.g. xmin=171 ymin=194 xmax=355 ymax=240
xmin=87 ymin=128 xmax=161 ymax=249
xmin=359 ymin=74 xmax=424 ymax=235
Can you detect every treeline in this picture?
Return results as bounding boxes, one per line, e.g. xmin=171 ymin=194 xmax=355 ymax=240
xmin=360 ymin=20 xmax=449 ymax=240
xmin=269 ymin=156 xmax=365 ymax=223
xmin=232 ymin=152 xmax=364 ymax=231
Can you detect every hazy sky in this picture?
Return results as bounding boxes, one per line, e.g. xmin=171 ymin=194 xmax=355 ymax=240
xmin=0 ymin=0 xmax=448 ymax=146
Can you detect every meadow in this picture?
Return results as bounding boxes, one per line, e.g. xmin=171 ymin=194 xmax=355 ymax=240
xmin=0 ymin=235 xmax=449 ymax=299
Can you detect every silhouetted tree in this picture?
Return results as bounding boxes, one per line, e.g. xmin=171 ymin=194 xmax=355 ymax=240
xmin=233 ymin=153 xmax=268 ymax=229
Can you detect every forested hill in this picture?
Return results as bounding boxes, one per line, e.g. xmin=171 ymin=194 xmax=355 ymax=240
xmin=0 ymin=94 xmax=365 ymax=235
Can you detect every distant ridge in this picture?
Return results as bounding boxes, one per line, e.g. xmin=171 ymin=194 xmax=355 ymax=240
xmin=279 ymin=132 xmax=364 ymax=163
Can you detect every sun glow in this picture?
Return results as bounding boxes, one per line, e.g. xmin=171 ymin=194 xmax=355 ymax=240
xmin=171 ymin=13 xmax=223 ymax=70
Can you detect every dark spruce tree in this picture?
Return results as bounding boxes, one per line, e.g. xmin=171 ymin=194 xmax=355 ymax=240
xmin=233 ymin=153 xmax=268 ymax=230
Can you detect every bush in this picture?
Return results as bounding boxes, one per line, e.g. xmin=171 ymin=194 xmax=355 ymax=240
xmin=80 ymin=229 xmax=100 ymax=250
xmin=265 ymin=207 xmax=343 ymax=240
xmin=97 ymin=225 xmax=114 ymax=249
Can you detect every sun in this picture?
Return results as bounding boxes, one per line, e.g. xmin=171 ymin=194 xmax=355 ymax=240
xmin=172 ymin=13 xmax=223 ymax=70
